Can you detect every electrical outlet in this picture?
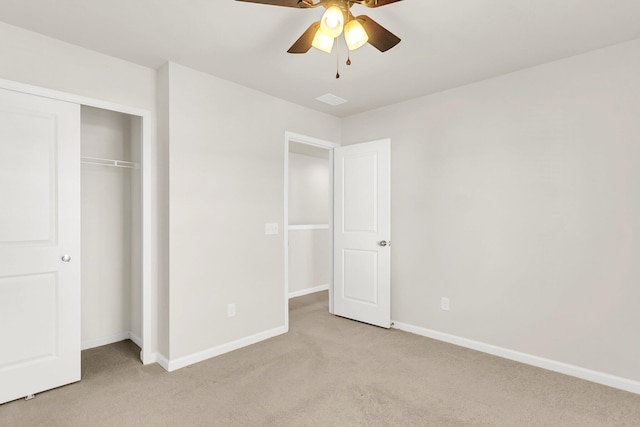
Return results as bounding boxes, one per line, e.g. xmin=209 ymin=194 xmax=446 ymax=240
xmin=227 ymin=303 xmax=236 ymax=317
xmin=441 ymin=297 xmax=450 ymax=311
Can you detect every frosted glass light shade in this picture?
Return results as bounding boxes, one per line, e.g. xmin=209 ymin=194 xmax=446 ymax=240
xmin=312 ymin=29 xmax=334 ymax=53
xmin=344 ymin=19 xmax=368 ymax=50
xmin=320 ymin=6 xmax=344 ymax=38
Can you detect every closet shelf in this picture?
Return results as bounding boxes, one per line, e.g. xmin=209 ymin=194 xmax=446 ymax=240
xmin=288 ymin=224 xmax=330 ymax=230
xmin=81 ymin=156 xmax=139 ymax=169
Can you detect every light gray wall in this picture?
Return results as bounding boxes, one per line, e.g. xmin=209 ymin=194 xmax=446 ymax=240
xmin=129 ymin=116 xmax=143 ymax=345
xmin=288 ymin=230 xmax=330 ymax=294
xmin=288 ymin=152 xmax=331 ymax=294
xmin=289 ymin=152 xmax=330 ymax=225
xmin=341 ymin=39 xmax=640 ymax=382
xmin=0 ymin=22 xmax=155 ymax=111
xmin=161 ymin=62 xmax=340 ymax=360
xmin=156 ymin=63 xmax=171 ymax=358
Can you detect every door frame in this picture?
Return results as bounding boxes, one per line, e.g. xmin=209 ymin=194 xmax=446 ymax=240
xmin=0 ymin=78 xmax=154 ymax=365
xmin=284 ymin=131 xmax=339 ymax=330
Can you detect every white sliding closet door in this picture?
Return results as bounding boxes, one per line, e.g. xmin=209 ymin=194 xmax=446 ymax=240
xmin=0 ymin=88 xmax=81 ymax=404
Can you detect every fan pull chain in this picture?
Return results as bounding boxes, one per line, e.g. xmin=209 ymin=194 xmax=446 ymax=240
xmin=346 ymin=13 xmax=352 ymax=66
xmin=335 ymin=39 xmax=340 ymax=79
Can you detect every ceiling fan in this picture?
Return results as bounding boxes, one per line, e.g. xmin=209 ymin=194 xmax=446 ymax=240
xmin=236 ymin=0 xmax=402 ymax=76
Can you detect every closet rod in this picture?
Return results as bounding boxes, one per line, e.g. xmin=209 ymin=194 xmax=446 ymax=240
xmin=81 ymin=156 xmax=139 ymax=169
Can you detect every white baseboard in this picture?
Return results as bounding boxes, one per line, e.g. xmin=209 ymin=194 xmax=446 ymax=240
xmin=82 ymin=331 xmax=142 ymax=351
xmin=82 ymin=332 xmax=132 ymax=350
xmin=154 ymin=353 xmax=170 ymax=371
xmin=164 ymin=325 xmax=287 ymax=372
xmin=128 ymin=332 xmax=143 ymax=349
xmin=288 ymin=284 xmax=329 ymax=299
xmin=392 ymin=321 xmax=640 ymax=395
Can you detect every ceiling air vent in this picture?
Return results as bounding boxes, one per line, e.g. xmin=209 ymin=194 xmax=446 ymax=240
xmin=316 ymin=93 xmax=348 ymax=106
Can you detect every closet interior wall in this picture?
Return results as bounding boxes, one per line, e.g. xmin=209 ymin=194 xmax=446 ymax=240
xmin=288 ymin=143 xmax=331 ymax=297
xmin=80 ymin=105 xmax=142 ymax=350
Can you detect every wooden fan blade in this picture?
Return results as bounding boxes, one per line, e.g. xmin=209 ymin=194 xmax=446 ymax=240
xmin=360 ymin=0 xmax=402 ymax=7
xmin=235 ymin=0 xmax=312 ymax=8
xmin=287 ymin=22 xmax=320 ymax=53
xmin=358 ymin=15 xmax=401 ymax=52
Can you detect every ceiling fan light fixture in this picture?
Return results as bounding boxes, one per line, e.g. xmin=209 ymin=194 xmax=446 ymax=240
xmin=320 ymin=5 xmax=344 ymax=38
xmin=312 ymin=28 xmax=334 ymax=53
xmin=344 ymin=19 xmax=368 ymax=50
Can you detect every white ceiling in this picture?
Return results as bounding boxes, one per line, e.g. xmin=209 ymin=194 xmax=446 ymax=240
xmin=0 ymin=0 xmax=639 ymax=117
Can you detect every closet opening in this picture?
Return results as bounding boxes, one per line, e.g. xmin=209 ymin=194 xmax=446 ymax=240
xmin=80 ymin=106 xmax=144 ymax=361
xmin=284 ymin=132 xmax=339 ymax=329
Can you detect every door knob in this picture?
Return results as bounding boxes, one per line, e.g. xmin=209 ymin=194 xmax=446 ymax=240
xmin=379 ymin=241 xmax=388 ymax=247
xmin=61 ymin=254 xmax=71 ymax=262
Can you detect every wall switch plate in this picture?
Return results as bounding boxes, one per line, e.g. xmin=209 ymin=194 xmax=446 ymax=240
xmin=441 ymin=297 xmax=450 ymax=311
xmin=265 ymin=223 xmax=279 ymax=235
xmin=227 ymin=303 xmax=236 ymax=317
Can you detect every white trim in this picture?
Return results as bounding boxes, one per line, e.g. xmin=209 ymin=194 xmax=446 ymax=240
xmin=285 ymin=131 xmax=340 ymax=149
xmin=0 ymin=78 xmax=153 ymax=367
xmin=288 ymin=224 xmax=330 ymax=230
xmin=154 ymin=353 xmax=170 ymax=371
xmin=328 ymin=149 xmax=334 ymax=315
xmin=284 ymin=139 xmax=290 ymax=331
xmin=81 ymin=331 xmax=142 ymax=351
xmin=81 ymin=333 xmax=130 ymax=351
xmin=129 ymin=332 xmax=143 ymax=349
xmin=288 ymin=284 xmax=330 ymax=299
xmin=140 ymin=109 xmax=153 ymax=365
xmin=392 ymin=321 xmax=640 ymax=395
xmin=165 ymin=326 xmax=287 ymax=372
xmin=0 ymin=78 xmax=150 ymax=117
xmin=284 ymin=131 xmax=338 ymax=331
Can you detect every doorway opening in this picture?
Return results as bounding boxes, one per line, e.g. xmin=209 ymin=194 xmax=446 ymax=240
xmin=284 ymin=132 xmax=339 ymax=330
xmin=80 ymin=106 xmax=143 ymax=360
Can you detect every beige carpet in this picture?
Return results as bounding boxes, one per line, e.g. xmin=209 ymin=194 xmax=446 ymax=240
xmin=2 ymin=291 xmax=639 ymax=426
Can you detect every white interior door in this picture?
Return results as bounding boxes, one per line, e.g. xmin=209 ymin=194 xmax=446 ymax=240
xmin=333 ymin=139 xmax=391 ymax=328
xmin=0 ymin=88 xmax=81 ymax=404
